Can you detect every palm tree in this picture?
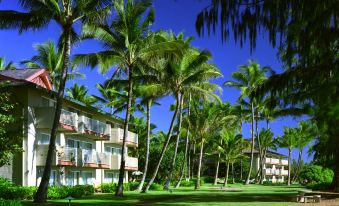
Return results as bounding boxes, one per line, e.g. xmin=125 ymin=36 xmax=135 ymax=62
xmin=66 ymin=83 xmax=98 ymax=106
xmin=292 ymin=121 xmax=316 ymax=182
xmin=277 ymin=127 xmax=297 ymax=186
xmin=0 ymin=57 xmax=16 ymax=70
xmin=21 ymin=41 xmax=84 ymax=90
xmin=218 ymin=129 xmax=245 ymax=186
xmin=224 ymin=60 xmax=270 ymax=185
xmin=142 ymin=46 xmax=222 ymax=192
xmin=257 ymin=128 xmax=276 ymax=184
xmin=0 ymin=1 xmax=111 ymax=202
xmin=73 ymin=0 xmax=184 ymax=196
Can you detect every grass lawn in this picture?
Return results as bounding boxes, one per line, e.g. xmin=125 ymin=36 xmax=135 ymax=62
xmin=22 ymin=184 xmax=305 ymax=206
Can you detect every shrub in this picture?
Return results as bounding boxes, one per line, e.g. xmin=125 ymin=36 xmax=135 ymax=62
xmin=69 ymin=185 xmax=94 ymax=198
xmin=300 ymin=165 xmax=334 ymax=184
xmin=101 ymin=183 xmax=116 ymax=193
xmin=47 ymin=186 xmax=70 ymax=199
xmin=0 ymin=199 xmax=22 ymax=206
xmin=203 ymin=176 xmax=214 ymax=183
xmin=306 ymin=182 xmax=332 ymax=190
xmin=149 ymin=183 xmax=163 ymax=191
xmin=128 ymin=182 xmax=139 ymax=191
xmin=0 ymin=177 xmax=36 ymax=200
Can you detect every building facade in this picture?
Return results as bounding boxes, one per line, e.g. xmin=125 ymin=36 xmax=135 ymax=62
xmin=0 ymin=69 xmax=138 ymax=187
xmin=251 ymin=151 xmax=289 ymax=183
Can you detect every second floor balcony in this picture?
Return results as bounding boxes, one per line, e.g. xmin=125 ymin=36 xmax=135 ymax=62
xmin=35 ymin=108 xmax=78 ymax=132
xmin=110 ymin=155 xmax=138 ymax=171
xmin=79 ymin=116 xmax=111 ymax=140
xmin=108 ymin=128 xmax=138 ymax=147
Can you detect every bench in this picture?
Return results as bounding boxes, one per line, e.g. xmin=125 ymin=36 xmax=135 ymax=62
xmin=296 ymin=194 xmax=321 ymax=203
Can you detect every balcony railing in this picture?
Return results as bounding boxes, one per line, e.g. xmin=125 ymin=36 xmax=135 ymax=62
xmin=97 ymin=152 xmax=110 ymax=169
xmin=79 ymin=116 xmax=111 ymax=140
xmin=280 ymin=159 xmax=288 ymax=165
xmin=35 ymin=107 xmax=78 ymax=132
xmin=57 ymin=147 xmax=78 ymax=166
xmin=80 ymin=149 xmax=98 ymax=168
xmin=110 ymin=155 xmax=138 ymax=171
xmin=109 ymin=128 xmax=138 ymax=147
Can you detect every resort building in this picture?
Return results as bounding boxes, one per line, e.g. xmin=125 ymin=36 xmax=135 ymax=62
xmin=0 ymin=69 xmax=138 ymax=187
xmin=245 ymin=149 xmax=289 ymax=183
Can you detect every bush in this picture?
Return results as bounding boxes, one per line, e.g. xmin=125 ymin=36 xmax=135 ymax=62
xmin=300 ymin=165 xmax=334 ymax=184
xmin=101 ymin=183 xmax=116 ymax=193
xmin=263 ymin=181 xmax=287 ymax=186
xmin=306 ymin=182 xmax=332 ymax=190
xmin=47 ymin=186 xmax=70 ymax=199
xmin=68 ymin=185 xmax=94 ymax=198
xmin=128 ymin=182 xmax=140 ymax=191
xmin=203 ymin=176 xmax=214 ymax=183
xmin=149 ymin=183 xmax=163 ymax=191
xmin=0 ymin=199 xmax=22 ymax=206
xmin=0 ymin=177 xmax=36 ymax=200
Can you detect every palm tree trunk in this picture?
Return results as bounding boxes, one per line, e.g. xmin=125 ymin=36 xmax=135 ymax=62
xmin=142 ymin=93 xmax=181 ymax=193
xmin=260 ymin=149 xmax=266 ymax=184
xmin=164 ymin=94 xmax=184 ymax=189
xmin=191 ymin=140 xmax=196 ymax=179
xmin=232 ymin=162 xmax=235 ymax=184
xmin=240 ymin=158 xmax=243 ymax=181
xmin=255 ymin=111 xmax=263 ymax=183
xmin=137 ymin=99 xmax=152 ymax=191
xmin=245 ymin=101 xmax=255 ymax=185
xmin=292 ymin=149 xmax=302 ymax=183
xmin=176 ymin=94 xmax=191 ymax=188
xmin=34 ymin=26 xmax=71 ymax=203
xmin=187 ymin=141 xmax=191 ymax=180
xmin=287 ymin=147 xmax=292 ymax=186
xmin=195 ymin=138 xmax=204 ymax=189
xmin=224 ymin=162 xmax=230 ymax=186
xmin=330 ymin=158 xmax=339 ymax=190
xmin=213 ymin=152 xmax=220 ymax=185
xmin=115 ymin=66 xmax=133 ymax=197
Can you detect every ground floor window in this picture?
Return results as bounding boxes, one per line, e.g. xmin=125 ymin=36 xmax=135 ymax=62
xmin=49 ymin=170 xmax=57 ymax=186
xmin=66 ymin=171 xmax=80 ymax=186
xmin=104 ymin=171 xmax=119 ymax=183
xmin=82 ymin=171 xmax=93 ymax=185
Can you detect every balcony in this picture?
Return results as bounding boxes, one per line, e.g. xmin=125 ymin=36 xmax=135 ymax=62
xmin=80 ymin=149 xmax=98 ymax=168
xmin=108 ymin=128 xmax=138 ymax=147
xmin=110 ymin=155 xmax=138 ymax=171
xmin=79 ymin=116 xmax=111 ymax=140
xmin=280 ymin=159 xmax=288 ymax=165
xmin=265 ymin=158 xmax=282 ymax=165
xmin=36 ymin=145 xmax=77 ymax=166
xmin=35 ymin=108 xmax=78 ymax=132
xmin=97 ymin=153 xmax=111 ymax=169
xmin=280 ymin=170 xmax=288 ymax=176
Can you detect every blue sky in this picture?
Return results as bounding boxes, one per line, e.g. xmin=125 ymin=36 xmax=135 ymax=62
xmin=0 ymin=0 xmax=311 ymax=161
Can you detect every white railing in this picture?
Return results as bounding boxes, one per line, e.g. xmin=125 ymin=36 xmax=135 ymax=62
xmin=271 ymin=158 xmax=280 ymax=164
xmin=110 ymin=128 xmax=138 ymax=146
xmin=281 ymin=159 xmax=288 ymax=165
xmin=97 ymin=152 xmax=110 ymax=167
xmin=265 ymin=168 xmax=272 ymax=174
xmin=281 ymin=170 xmax=288 ymax=175
xmin=60 ymin=109 xmax=77 ymax=127
xmin=57 ymin=147 xmax=78 ymax=165
xmin=265 ymin=158 xmax=271 ymax=164
xmin=81 ymin=116 xmax=110 ymax=138
xmin=81 ymin=149 xmax=97 ymax=164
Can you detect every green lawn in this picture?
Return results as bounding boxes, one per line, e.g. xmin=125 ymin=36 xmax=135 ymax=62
xmin=22 ymin=184 xmax=305 ymax=206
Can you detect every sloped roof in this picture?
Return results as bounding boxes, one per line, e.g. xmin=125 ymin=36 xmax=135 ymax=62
xmin=0 ymin=69 xmax=52 ymax=90
xmin=0 ymin=69 xmax=43 ymax=80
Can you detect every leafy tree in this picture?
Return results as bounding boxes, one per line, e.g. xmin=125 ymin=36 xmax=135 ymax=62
xmin=0 ymin=57 xmax=16 ymax=70
xmin=73 ymin=0 xmax=184 ymax=196
xmin=217 ymin=129 xmax=245 ymax=186
xmin=66 ymin=83 xmax=98 ymax=106
xmin=277 ymin=127 xmax=297 ymax=186
xmin=21 ymin=41 xmax=84 ymax=90
xmin=300 ymin=164 xmax=334 ymax=184
xmin=0 ymin=83 xmax=22 ymax=167
xmin=224 ymin=60 xmax=270 ymax=184
xmin=196 ymin=0 xmax=339 ymax=189
xmin=0 ymin=0 xmax=112 ymax=202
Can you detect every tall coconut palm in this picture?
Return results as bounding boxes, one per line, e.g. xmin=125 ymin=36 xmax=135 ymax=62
xmin=73 ymin=0 xmax=184 ymax=196
xmin=0 ymin=0 xmax=111 ymax=202
xmin=224 ymin=60 xmax=271 ymax=185
xmin=0 ymin=57 xmax=16 ymax=70
xmin=292 ymin=121 xmax=316 ymax=182
xmin=142 ymin=46 xmax=222 ymax=192
xmin=66 ymin=83 xmax=98 ymax=106
xmin=257 ymin=128 xmax=277 ymax=184
xmin=218 ymin=129 xmax=245 ymax=186
xmin=21 ymin=41 xmax=84 ymax=90
xmin=277 ymin=127 xmax=297 ymax=186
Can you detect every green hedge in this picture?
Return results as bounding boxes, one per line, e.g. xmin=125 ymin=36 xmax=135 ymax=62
xmin=0 ymin=177 xmax=94 ymax=200
xmin=0 ymin=199 xmax=22 ymax=206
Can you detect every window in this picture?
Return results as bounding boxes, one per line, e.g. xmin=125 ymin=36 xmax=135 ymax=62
xmin=41 ymin=97 xmax=55 ymax=107
xmin=82 ymin=171 xmax=93 ymax=185
xmin=49 ymin=170 xmax=57 ymax=186
xmin=82 ymin=142 xmax=93 ymax=150
xmin=66 ymin=171 xmax=80 ymax=186
xmin=104 ymin=172 xmax=118 ymax=183
xmin=67 ymin=139 xmax=80 ymax=148
xmin=38 ymin=133 xmax=50 ymax=145
xmin=105 ymin=146 xmax=122 ymax=155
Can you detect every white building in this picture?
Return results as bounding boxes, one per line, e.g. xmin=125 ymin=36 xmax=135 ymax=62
xmin=0 ymin=69 xmax=138 ymax=186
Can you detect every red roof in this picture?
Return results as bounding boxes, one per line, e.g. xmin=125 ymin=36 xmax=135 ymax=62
xmin=0 ymin=69 xmax=53 ymax=90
